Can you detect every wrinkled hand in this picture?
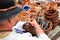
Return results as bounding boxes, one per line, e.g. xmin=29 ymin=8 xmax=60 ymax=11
xmin=28 ymin=19 xmax=40 ymax=27
xmin=23 ymin=19 xmax=43 ymax=35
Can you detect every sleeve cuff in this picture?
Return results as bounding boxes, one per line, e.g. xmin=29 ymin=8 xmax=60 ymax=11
xmin=37 ymin=32 xmax=48 ymax=38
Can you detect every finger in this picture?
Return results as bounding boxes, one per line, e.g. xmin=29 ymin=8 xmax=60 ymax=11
xmin=33 ymin=19 xmax=36 ymax=22
xmin=29 ymin=19 xmax=33 ymax=22
xmin=27 ymin=21 xmax=34 ymax=26
xmin=27 ymin=21 xmax=32 ymax=24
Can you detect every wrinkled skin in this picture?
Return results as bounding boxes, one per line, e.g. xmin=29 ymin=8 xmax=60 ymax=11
xmin=23 ymin=19 xmax=43 ymax=35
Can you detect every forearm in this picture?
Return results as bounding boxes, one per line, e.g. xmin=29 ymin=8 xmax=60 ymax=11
xmin=34 ymin=27 xmax=43 ymax=35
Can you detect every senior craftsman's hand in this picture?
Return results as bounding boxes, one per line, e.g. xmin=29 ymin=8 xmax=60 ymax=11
xmin=23 ymin=19 xmax=44 ymax=35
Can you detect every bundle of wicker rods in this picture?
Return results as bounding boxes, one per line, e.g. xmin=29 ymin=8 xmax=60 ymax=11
xmin=44 ymin=10 xmax=59 ymax=29
xmin=44 ymin=21 xmax=52 ymax=34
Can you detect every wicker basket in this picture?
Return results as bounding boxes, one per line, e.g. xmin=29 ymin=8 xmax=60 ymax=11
xmin=44 ymin=10 xmax=59 ymax=29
